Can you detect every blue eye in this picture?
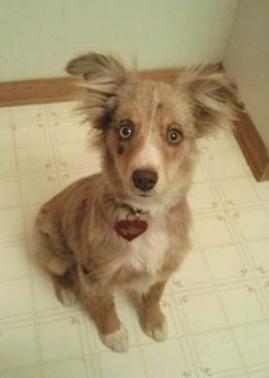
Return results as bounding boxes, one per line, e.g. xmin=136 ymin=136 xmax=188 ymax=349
xmin=167 ymin=128 xmax=183 ymax=144
xmin=118 ymin=120 xmax=134 ymax=139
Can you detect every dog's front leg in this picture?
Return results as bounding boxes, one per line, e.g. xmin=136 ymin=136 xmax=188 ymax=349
xmin=82 ymin=281 xmax=129 ymax=353
xmin=139 ymin=280 xmax=168 ymax=342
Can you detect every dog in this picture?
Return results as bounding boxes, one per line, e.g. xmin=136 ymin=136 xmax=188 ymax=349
xmin=34 ymin=53 xmax=239 ymax=353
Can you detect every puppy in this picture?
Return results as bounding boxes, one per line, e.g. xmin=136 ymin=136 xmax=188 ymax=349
xmin=34 ymin=53 xmax=238 ymax=352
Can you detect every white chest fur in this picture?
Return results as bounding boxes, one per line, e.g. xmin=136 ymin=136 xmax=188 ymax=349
xmin=124 ymin=216 xmax=170 ymax=277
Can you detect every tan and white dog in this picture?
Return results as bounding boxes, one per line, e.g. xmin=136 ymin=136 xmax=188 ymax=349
xmin=34 ymin=53 xmax=239 ymax=352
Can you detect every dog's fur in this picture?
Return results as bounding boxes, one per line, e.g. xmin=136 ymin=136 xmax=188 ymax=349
xmin=34 ymin=53 xmax=239 ymax=352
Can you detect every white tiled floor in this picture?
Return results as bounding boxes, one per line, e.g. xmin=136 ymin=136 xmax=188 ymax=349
xmin=1 ymin=102 xmax=269 ymax=378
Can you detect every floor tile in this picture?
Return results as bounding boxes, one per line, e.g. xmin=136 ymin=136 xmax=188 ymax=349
xmin=193 ymin=214 xmax=234 ymax=247
xmin=0 ymin=207 xmax=24 ymax=242
xmin=141 ymin=339 xmax=190 ymax=378
xmin=0 ymin=126 xmax=13 ymax=150
xmin=247 ymin=239 xmax=269 ymax=275
xmin=0 ymin=242 xmax=29 ymax=280
xmin=0 ymin=278 xmax=33 ymax=319
xmin=219 ymin=285 xmax=266 ymax=325
xmin=0 ymin=107 xmax=12 ymax=125
xmin=233 ymin=322 xmax=269 ymax=367
xmin=56 ymin=143 xmax=96 ymax=170
xmin=10 ymin=104 xmax=46 ymax=125
xmin=0 ymin=180 xmax=21 ymax=208
xmin=0 ymin=150 xmax=17 ymax=177
xmin=231 ymin=209 xmax=269 ymax=241
xmin=203 ymin=244 xmax=247 ymax=281
xmin=59 ymin=167 xmax=99 ymax=188
xmin=171 ymin=248 xmax=211 ymax=289
xmin=193 ymin=330 xmax=243 ymax=374
xmin=37 ymin=318 xmax=83 ymax=362
xmin=13 ymin=124 xmax=48 ymax=148
xmin=42 ymin=359 xmax=87 ymax=378
xmin=0 ymin=326 xmax=39 ymax=372
xmin=1 ymin=101 xmax=269 ymax=377
xmin=217 ymin=177 xmax=259 ymax=207
xmin=254 ymin=180 xmax=269 ymax=202
xmin=206 ymin=153 xmax=247 ymax=180
xmin=178 ymin=291 xmax=227 ymax=333
xmin=188 ymin=182 xmax=220 ymax=211
xmin=31 ymin=274 xmax=64 ymax=313
xmin=53 ymin=121 xmax=88 ymax=144
xmin=0 ymin=366 xmax=42 ymax=378
xmin=46 ymin=102 xmax=77 ymax=123
xmin=192 ymin=159 xmax=209 ymax=183
xmin=249 ymin=370 xmax=269 ymax=378
xmin=98 ymin=347 xmax=145 ymax=378
xmin=16 ymin=146 xmax=54 ymax=174
xmin=20 ymin=175 xmax=58 ymax=206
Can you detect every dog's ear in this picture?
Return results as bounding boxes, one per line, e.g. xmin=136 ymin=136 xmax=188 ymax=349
xmin=66 ymin=53 xmax=129 ymax=129
xmin=177 ymin=69 xmax=243 ymax=137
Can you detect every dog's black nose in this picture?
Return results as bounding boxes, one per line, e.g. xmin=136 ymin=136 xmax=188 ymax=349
xmin=132 ymin=169 xmax=158 ymax=192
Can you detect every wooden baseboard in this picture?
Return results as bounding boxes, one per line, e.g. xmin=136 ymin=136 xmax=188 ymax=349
xmin=234 ymin=112 xmax=269 ymax=181
xmin=0 ymin=64 xmax=268 ymax=181
xmin=0 ymin=69 xmax=182 ymax=108
xmin=0 ymin=65 xmax=221 ymax=108
xmin=0 ymin=77 xmax=76 ymax=107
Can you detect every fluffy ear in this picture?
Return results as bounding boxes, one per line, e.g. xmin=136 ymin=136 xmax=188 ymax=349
xmin=177 ymin=69 xmax=243 ymax=137
xmin=66 ymin=53 xmax=129 ymax=129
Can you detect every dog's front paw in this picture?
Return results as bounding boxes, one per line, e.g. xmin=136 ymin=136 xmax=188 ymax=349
xmin=141 ymin=308 xmax=168 ymax=342
xmin=144 ymin=318 xmax=168 ymax=342
xmin=100 ymin=324 xmax=129 ymax=353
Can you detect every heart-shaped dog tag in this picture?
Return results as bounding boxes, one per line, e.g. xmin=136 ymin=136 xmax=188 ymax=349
xmin=114 ymin=219 xmax=148 ymax=241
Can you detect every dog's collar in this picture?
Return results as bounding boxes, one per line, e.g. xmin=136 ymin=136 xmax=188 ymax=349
xmin=114 ymin=202 xmax=149 ymax=241
xmin=119 ymin=202 xmax=150 ymax=219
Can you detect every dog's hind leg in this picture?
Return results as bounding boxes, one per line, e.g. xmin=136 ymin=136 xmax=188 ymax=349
xmin=34 ymin=210 xmax=78 ymax=306
xmin=33 ymin=224 xmax=69 ymax=276
xmin=34 ymin=224 xmax=78 ymax=306
xmin=34 ymin=207 xmax=72 ymax=276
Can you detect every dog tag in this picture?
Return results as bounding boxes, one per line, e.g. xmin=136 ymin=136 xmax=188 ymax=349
xmin=115 ymin=219 xmax=148 ymax=241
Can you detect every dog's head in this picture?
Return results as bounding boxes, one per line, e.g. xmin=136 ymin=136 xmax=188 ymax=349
xmin=67 ymin=53 xmax=239 ymax=207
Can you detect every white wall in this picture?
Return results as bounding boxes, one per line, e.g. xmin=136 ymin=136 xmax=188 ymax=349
xmin=224 ymin=0 xmax=269 ymax=151
xmin=0 ymin=0 xmax=238 ymax=82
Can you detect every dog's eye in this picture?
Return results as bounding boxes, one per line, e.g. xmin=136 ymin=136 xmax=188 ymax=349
xmin=118 ymin=120 xmax=134 ymax=140
xmin=167 ymin=128 xmax=183 ymax=144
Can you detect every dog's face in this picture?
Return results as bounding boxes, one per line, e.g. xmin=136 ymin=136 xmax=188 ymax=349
xmin=67 ymin=53 xmax=239 ymax=203
xmin=104 ymin=80 xmax=197 ymax=198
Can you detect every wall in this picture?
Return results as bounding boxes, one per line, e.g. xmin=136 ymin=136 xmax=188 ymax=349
xmin=224 ymin=0 xmax=269 ymax=151
xmin=0 ymin=0 xmax=238 ymax=82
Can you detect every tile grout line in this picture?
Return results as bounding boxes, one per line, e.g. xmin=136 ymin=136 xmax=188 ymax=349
xmin=199 ymin=245 xmax=252 ymax=378
xmin=211 ymin=173 xmax=269 ymax=317
xmin=186 ymin=151 xmax=252 ymax=376
xmin=1 ymin=105 xmax=269 ymax=376
xmin=169 ymin=289 xmax=203 ymax=377
xmin=201 ymin=151 xmax=269 ymax=377
xmin=8 ymin=105 xmax=45 ymax=377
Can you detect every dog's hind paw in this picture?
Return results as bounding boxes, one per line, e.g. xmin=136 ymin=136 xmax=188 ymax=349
xmin=100 ymin=324 xmax=129 ymax=353
xmin=57 ymin=288 xmax=78 ymax=307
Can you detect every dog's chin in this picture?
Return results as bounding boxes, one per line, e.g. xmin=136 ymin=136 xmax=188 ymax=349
xmin=120 ymin=182 xmax=168 ymax=207
xmin=129 ymin=189 xmax=161 ymax=204
xmin=127 ymin=184 xmax=167 ymax=200
xmin=121 ymin=187 xmax=154 ymax=203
